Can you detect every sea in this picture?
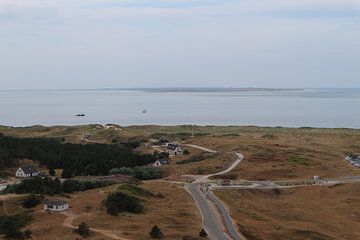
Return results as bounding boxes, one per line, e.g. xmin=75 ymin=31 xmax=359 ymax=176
xmin=0 ymin=88 xmax=359 ymax=129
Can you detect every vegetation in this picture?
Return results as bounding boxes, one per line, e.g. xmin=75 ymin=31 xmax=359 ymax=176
xmin=4 ymin=177 xmax=113 ymax=195
xmin=23 ymin=229 xmax=32 ymax=239
xmin=104 ymin=192 xmax=144 ymax=216
xmin=288 ymin=156 xmax=309 ymax=166
xmin=22 ymin=195 xmax=42 ymax=208
xmin=183 ymin=149 xmax=190 ymax=155
xmin=210 ymin=173 xmax=237 ymax=180
xmin=48 ymin=169 xmax=56 ymax=176
xmin=149 ymin=225 xmax=164 ymax=239
xmin=0 ymin=134 xmax=155 ymax=176
xmin=176 ymin=153 xmax=213 ymax=165
xmin=110 ymin=166 xmax=165 ymax=180
xmin=5 ymin=177 xmax=62 ymax=195
xmin=62 ymin=179 xmax=113 ymax=193
xmin=75 ymin=222 xmax=90 ymax=237
xmin=117 ymin=184 xmax=153 ymax=198
xmin=199 ymin=229 xmax=208 ymax=238
xmin=0 ymin=214 xmax=32 ymax=239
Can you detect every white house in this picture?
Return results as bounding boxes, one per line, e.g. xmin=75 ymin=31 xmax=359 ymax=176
xmin=153 ymin=159 xmax=171 ymax=167
xmin=15 ymin=166 xmax=40 ymax=178
xmin=44 ymin=200 xmax=69 ymax=212
xmin=166 ymin=143 xmax=183 ymax=156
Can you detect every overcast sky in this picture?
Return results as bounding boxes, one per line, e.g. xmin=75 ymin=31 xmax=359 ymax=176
xmin=0 ymin=0 xmax=359 ymax=89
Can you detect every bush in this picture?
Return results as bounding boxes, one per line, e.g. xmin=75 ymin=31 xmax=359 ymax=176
xmin=199 ymin=229 xmax=208 ymax=238
xmin=117 ymin=184 xmax=153 ymax=198
xmin=22 ymin=195 xmax=41 ymax=208
xmin=110 ymin=167 xmax=164 ymax=180
xmin=0 ymin=215 xmax=32 ymax=239
xmin=183 ymin=150 xmax=190 ymax=155
xmin=176 ymin=153 xmax=213 ymax=165
xmin=4 ymin=178 xmax=112 ymax=195
xmin=24 ymin=229 xmax=32 ymax=238
xmin=149 ymin=225 xmax=163 ymax=239
xmin=104 ymin=192 xmax=144 ymax=216
xmin=48 ymin=169 xmax=56 ymax=176
xmin=4 ymin=177 xmax=62 ymax=195
xmin=76 ymin=222 xmax=90 ymax=237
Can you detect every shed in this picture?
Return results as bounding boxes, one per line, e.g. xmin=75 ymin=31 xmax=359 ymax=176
xmin=44 ymin=200 xmax=69 ymax=212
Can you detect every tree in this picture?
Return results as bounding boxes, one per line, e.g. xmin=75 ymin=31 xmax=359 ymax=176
xmin=77 ymin=222 xmax=90 ymax=237
xmin=104 ymin=192 xmax=144 ymax=216
xmin=22 ymin=195 xmax=41 ymax=208
xmin=149 ymin=225 xmax=163 ymax=239
xmin=61 ymin=168 xmax=73 ymax=179
xmin=199 ymin=229 xmax=208 ymax=238
xmin=23 ymin=229 xmax=32 ymax=238
xmin=183 ymin=150 xmax=190 ymax=155
xmin=48 ymin=169 xmax=56 ymax=176
xmin=0 ymin=217 xmax=23 ymax=238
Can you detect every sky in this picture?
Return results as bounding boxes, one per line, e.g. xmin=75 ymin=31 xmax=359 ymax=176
xmin=0 ymin=0 xmax=359 ymax=89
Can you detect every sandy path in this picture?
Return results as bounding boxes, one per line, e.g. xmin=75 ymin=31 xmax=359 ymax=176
xmin=185 ymin=144 xmax=217 ymax=153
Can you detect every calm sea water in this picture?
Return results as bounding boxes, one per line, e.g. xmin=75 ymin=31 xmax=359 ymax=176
xmin=1 ymin=88 xmax=360 ymax=128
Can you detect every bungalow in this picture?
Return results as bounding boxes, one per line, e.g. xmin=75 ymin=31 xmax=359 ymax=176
xmin=153 ymin=159 xmax=171 ymax=167
xmin=44 ymin=200 xmax=69 ymax=212
xmin=166 ymin=143 xmax=183 ymax=156
xmin=15 ymin=166 xmax=40 ymax=178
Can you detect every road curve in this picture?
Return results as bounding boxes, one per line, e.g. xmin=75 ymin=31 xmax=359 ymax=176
xmin=186 ymin=153 xmax=245 ymax=240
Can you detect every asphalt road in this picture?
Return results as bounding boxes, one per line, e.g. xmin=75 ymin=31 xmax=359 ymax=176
xmin=186 ymin=183 xmax=230 ymax=240
xmin=185 ymin=152 xmax=245 ymax=240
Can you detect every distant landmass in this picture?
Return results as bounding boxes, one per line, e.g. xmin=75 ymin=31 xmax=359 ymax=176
xmin=112 ymin=87 xmax=305 ymax=93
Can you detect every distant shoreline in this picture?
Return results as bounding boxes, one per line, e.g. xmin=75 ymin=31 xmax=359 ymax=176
xmin=1 ymin=87 xmax=306 ymax=93
xmin=1 ymin=124 xmax=359 ymax=131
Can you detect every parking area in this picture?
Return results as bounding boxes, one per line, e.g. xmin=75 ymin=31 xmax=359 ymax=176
xmin=345 ymin=154 xmax=360 ymax=168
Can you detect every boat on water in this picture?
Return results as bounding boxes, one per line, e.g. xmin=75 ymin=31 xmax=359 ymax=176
xmin=142 ymin=109 xmax=147 ymax=114
xmin=76 ymin=114 xmax=86 ymax=117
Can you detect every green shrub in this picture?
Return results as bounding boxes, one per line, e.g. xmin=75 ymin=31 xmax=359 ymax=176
xmin=149 ymin=225 xmax=164 ymax=239
xmin=199 ymin=229 xmax=208 ymax=238
xmin=22 ymin=195 xmax=41 ymax=208
xmin=76 ymin=222 xmax=90 ymax=237
xmin=176 ymin=153 xmax=213 ymax=165
xmin=110 ymin=167 xmax=164 ymax=180
xmin=117 ymin=184 xmax=153 ymax=198
xmin=104 ymin=192 xmax=144 ymax=216
xmin=288 ymin=156 xmax=309 ymax=166
xmin=0 ymin=214 xmax=32 ymax=239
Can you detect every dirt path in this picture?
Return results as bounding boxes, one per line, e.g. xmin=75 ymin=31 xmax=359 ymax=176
xmin=61 ymin=211 xmax=130 ymax=240
xmin=185 ymin=144 xmax=217 ymax=153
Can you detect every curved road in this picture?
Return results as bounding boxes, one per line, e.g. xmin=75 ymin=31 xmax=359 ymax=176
xmin=184 ymin=147 xmax=245 ymax=240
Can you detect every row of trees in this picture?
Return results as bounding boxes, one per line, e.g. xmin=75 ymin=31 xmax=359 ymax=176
xmin=4 ymin=177 xmax=113 ymax=195
xmin=0 ymin=134 xmax=156 ymax=176
xmin=109 ymin=166 xmax=164 ymax=180
xmin=0 ymin=215 xmax=32 ymax=239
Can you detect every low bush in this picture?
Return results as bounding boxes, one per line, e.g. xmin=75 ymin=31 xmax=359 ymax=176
xmin=0 ymin=214 xmax=32 ymax=239
xmin=149 ymin=225 xmax=164 ymax=239
xmin=4 ymin=177 xmax=113 ymax=195
xmin=22 ymin=195 xmax=42 ymax=208
xmin=110 ymin=167 xmax=164 ymax=180
xmin=104 ymin=192 xmax=144 ymax=216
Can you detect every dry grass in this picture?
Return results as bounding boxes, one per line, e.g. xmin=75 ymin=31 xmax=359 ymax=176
xmin=71 ymin=182 xmax=201 ymax=239
xmin=215 ymin=183 xmax=360 ymax=240
xmin=0 ymin=182 xmax=201 ymax=240
xmin=184 ymin=130 xmax=360 ymax=180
